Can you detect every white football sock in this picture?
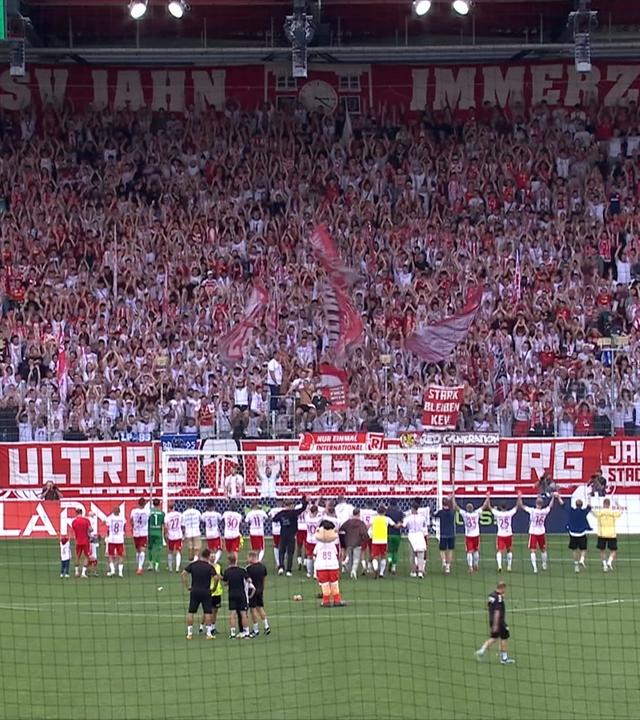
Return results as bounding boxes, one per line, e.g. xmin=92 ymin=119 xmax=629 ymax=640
xmin=109 ymin=561 xmax=115 ymax=575
xmin=187 ymin=625 xmax=193 ymax=636
xmin=306 ymin=558 xmax=313 ymax=576
xmin=473 ymin=551 xmax=479 ymax=567
xmin=466 ymin=552 xmax=473 ymax=569
xmin=496 ymin=552 xmax=502 ymax=570
xmin=372 ymin=558 xmax=379 ymax=573
xmin=214 ymin=549 xmax=222 ymax=564
xmin=175 ymin=551 xmax=181 ymax=571
xmin=530 ymin=552 xmax=537 ymax=571
xmin=506 ymin=552 xmax=513 ymax=570
xmin=541 ymin=552 xmax=548 ymax=568
xmin=118 ymin=563 xmax=123 ymax=576
xmin=138 ymin=551 xmax=145 ymax=570
xmin=379 ymin=559 xmax=387 ymax=576
xmin=167 ymin=553 xmax=174 ymax=571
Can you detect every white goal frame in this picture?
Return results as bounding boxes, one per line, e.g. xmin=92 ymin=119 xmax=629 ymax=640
xmin=160 ymin=445 xmax=445 ymax=516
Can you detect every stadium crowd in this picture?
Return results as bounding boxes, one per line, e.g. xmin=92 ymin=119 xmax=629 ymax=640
xmin=1 ymin=96 xmax=640 ymax=441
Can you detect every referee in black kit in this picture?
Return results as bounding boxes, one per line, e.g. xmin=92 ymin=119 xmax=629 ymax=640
xmin=475 ymin=581 xmax=516 ymax=664
xmin=181 ymin=548 xmax=216 ymax=641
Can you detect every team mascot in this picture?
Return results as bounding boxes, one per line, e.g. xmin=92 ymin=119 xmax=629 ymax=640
xmin=315 ymin=520 xmax=346 ymax=608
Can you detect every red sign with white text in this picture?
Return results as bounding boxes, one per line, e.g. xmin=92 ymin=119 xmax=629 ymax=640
xmin=0 ymin=442 xmax=156 ymax=497
xmin=4 ymin=61 xmax=640 ymax=114
xmin=422 ymin=385 xmax=464 ymax=429
xmin=1 ymin=437 xmax=640 ymax=503
xmin=0 ymin=499 xmax=144 ymax=539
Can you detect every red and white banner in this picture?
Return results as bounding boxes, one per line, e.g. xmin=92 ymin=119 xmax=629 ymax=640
xmin=405 ymin=285 xmax=483 ymax=363
xmin=0 ymin=499 xmax=145 ymax=539
xmin=217 ymin=283 xmax=269 ymax=364
xmin=2 ymin=435 xmax=640 ymax=503
xmin=318 ymin=363 xmax=349 ymax=410
xmin=0 ymin=442 xmax=156 ymax=498
xmin=422 ymin=385 xmax=464 ymax=429
xmin=6 ymin=62 xmax=640 ymax=115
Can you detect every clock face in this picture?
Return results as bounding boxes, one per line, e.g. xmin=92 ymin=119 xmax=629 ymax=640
xmin=299 ymin=79 xmax=339 ymax=113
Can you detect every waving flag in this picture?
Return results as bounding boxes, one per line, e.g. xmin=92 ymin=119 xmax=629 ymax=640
xmin=493 ymin=344 xmax=510 ymax=406
xmin=310 ymin=225 xmax=363 ymax=360
xmin=405 ymin=285 xmax=483 ymax=364
xmin=218 ymin=284 xmax=269 ymax=364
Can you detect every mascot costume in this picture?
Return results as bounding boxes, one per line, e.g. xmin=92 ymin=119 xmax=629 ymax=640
xmin=314 ymin=520 xmax=346 ymax=607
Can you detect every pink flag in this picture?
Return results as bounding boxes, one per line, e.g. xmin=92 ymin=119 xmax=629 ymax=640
xmin=405 ymin=285 xmax=483 ymax=363
xmin=218 ymin=284 xmax=269 ymax=363
xmin=310 ymin=224 xmax=356 ymax=286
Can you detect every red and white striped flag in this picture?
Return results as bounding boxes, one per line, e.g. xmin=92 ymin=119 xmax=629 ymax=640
xmin=57 ymin=339 xmax=68 ymax=401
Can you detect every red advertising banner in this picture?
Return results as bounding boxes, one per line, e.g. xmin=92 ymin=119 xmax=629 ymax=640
xmin=4 ymin=61 xmax=640 ymax=114
xmin=0 ymin=499 xmax=145 ymax=539
xmin=422 ymin=385 xmax=464 ymax=429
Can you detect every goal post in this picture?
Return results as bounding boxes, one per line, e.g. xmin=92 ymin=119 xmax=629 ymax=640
xmin=160 ymin=444 xmax=447 ymax=526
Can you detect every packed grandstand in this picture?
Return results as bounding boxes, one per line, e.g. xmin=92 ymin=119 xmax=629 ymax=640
xmin=1 ymin=92 xmax=638 ymax=442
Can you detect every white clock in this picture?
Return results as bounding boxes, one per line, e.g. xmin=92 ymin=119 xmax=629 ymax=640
xmin=299 ymin=79 xmax=339 ymax=113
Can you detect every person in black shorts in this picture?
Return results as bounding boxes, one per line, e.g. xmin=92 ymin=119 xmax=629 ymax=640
xmin=246 ymin=550 xmax=270 ymax=636
xmin=475 ymin=581 xmax=515 ymax=664
xmin=435 ymin=498 xmax=456 ymax=574
xmin=181 ymin=547 xmax=216 ymax=640
xmin=222 ymin=553 xmax=255 ymax=639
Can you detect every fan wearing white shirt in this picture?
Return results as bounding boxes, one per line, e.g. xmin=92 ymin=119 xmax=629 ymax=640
xmin=223 ymin=463 xmax=244 ymax=499
xmin=258 ymin=463 xmax=280 ymax=499
xmin=403 ymin=501 xmax=429 ymax=578
xmin=182 ymin=500 xmax=203 ymax=561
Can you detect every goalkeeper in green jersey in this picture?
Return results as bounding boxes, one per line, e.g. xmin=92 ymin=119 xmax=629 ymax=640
xmin=147 ymin=499 xmax=165 ymax=572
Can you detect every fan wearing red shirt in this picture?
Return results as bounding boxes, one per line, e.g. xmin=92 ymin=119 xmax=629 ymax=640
xmin=574 ymin=402 xmax=594 ymax=436
xmin=71 ymin=509 xmax=91 ymax=579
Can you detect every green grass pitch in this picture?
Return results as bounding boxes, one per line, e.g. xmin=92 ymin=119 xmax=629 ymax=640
xmin=0 ymin=536 xmax=638 ymax=720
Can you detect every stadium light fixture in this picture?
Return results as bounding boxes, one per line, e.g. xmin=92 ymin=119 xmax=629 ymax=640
xmin=128 ymin=0 xmax=148 ymax=20
xmin=413 ymin=0 xmax=432 ymax=16
xmin=452 ymin=0 xmax=470 ymax=16
xmin=168 ymin=0 xmax=189 ymax=18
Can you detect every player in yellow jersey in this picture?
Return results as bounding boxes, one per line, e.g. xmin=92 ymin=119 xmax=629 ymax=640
xmin=200 ymin=558 xmax=223 ymax=636
xmin=369 ymin=505 xmax=397 ymax=578
xmin=591 ymin=498 xmax=623 ymax=572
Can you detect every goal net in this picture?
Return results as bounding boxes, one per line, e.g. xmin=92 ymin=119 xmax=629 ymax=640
xmin=161 ymin=440 xmax=446 ymax=530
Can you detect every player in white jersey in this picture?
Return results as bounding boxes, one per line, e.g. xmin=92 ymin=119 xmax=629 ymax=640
xmin=269 ymin=504 xmax=282 ymax=566
xmin=452 ymin=495 xmax=490 ymax=573
xmin=359 ymin=502 xmax=376 ymax=574
xmin=517 ymin=492 xmax=555 ymax=573
xmin=488 ymin=494 xmax=518 ymax=572
xmin=164 ymin=502 xmax=184 ymax=573
xmin=201 ymin=499 xmax=223 ymax=563
xmin=130 ymin=498 xmax=150 ymax=575
xmin=245 ymin=501 xmax=268 ymax=561
xmin=106 ymin=507 xmax=126 ymax=577
xmin=403 ymin=501 xmax=430 ymax=578
xmin=221 ymin=501 xmax=243 ymax=554
xmin=303 ymin=504 xmax=323 ymax=578
xmin=182 ymin=500 xmax=202 ymax=561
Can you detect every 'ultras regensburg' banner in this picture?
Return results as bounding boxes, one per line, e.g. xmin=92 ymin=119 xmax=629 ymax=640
xmin=2 ymin=436 xmax=640 ymax=499
xmin=422 ymin=386 xmax=464 ymax=429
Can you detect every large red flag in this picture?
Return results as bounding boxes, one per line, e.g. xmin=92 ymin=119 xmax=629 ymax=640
xmin=405 ymin=285 xmax=483 ymax=363
xmin=218 ymin=284 xmax=269 ymax=363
